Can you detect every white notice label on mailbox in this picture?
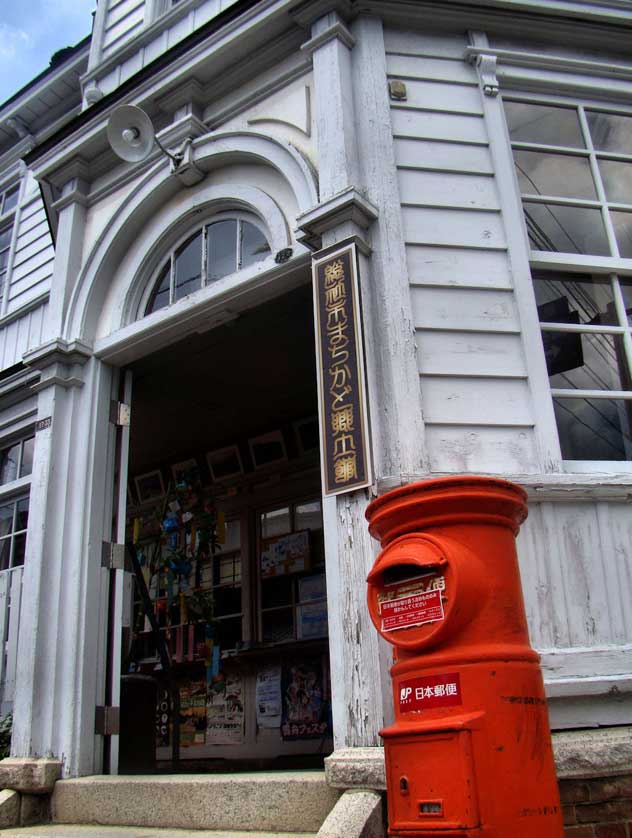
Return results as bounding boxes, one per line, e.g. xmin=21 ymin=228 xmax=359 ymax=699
xmin=379 ymin=588 xmax=444 ymax=632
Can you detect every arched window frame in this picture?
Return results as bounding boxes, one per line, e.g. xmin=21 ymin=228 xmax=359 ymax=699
xmin=138 ymin=210 xmax=273 ymax=319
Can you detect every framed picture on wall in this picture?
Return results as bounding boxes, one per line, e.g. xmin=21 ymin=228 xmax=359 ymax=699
xmin=134 ymin=469 xmax=165 ymax=503
xmin=293 ymin=417 xmax=320 ymax=456
xmin=249 ymin=430 xmax=287 ymax=470
xmin=171 ymin=458 xmax=199 ymax=486
xmin=206 ymin=445 xmax=244 ymax=482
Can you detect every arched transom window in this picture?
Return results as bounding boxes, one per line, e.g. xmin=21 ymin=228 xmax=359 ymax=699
xmin=144 ymin=215 xmax=271 ymax=316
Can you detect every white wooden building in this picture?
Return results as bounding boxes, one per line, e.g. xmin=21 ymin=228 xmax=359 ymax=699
xmin=0 ymin=0 xmax=630 ymax=793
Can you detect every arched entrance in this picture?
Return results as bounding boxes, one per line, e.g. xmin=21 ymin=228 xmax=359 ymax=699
xmin=62 ymin=130 xmax=330 ymax=773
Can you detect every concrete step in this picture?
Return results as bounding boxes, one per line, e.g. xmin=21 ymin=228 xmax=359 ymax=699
xmin=50 ymin=773 xmax=339 ymax=834
xmin=0 ymin=827 xmax=317 ymax=837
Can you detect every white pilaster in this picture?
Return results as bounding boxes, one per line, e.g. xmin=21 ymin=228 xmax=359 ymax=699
xmin=12 ymin=342 xmax=115 ymax=776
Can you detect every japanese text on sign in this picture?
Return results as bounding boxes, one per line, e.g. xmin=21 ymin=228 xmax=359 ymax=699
xmin=313 ymin=243 xmax=371 ymax=495
xmin=399 ymin=673 xmax=462 ymax=712
xmin=378 ymin=575 xmax=446 ymax=632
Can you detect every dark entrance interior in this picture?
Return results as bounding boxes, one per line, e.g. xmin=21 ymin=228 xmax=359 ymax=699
xmin=121 ymin=282 xmax=332 ymax=771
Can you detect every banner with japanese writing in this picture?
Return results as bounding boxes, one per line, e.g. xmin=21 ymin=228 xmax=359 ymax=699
xmin=312 ymin=242 xmax=372 ymax=496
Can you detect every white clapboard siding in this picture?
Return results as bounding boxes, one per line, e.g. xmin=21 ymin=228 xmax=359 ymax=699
xmin=391 ymin=109 xmax=488 ymax=145
xmin=387 ymin=54 xmax=478 ymax=85
xmin=518 ymin=500 xmax=632 ymax=702
xmin=391 ymin=80 xmax=483 ymax=116
xmin=395 ymin=138 xmax=494 ymax=174
xmin=411 ymin=287 xmax=519 ymax=332
xmin=399 ymin=169 xmax=500 ymax=211
xmin=417 ymin=331 xmax=527 ymax=377
xmin=8 ymin=195 xmax=54 ymax=313
xmin=402 ymin=206 xmax=506 ymax=250
xmin=425 ymin=425 xmax=539 ymax=473
xmin=386 ymin=26 xmax=538 ymax=474
xmin=407 ymin=246 xmax=512 ymax=289
xmin=0 ymin=567 xmax=23 ymax=714
xmin=0 ymin=303 xmax=48 ymax=372
xmin=422 ymin=377 xmax=533 ymax=425
xmin=102 ymin=0 xmax=145 ymax=58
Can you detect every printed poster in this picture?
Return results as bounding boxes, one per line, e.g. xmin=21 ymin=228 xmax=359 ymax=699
xmin=256 ymin=665 xmax=282 ymax=729
xmin=281 ymin=660 xmax=330 ymax=741
xmin=206 ymin=671 xmax=245 ymax=745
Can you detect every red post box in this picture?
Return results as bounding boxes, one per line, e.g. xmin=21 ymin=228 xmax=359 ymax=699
xmin=365 ymin=476 xmax=563 ymax=838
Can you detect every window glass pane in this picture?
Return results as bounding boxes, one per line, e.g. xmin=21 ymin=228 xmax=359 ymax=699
xmin=0 ymin=504 xmax=13 ymax=537
xmin=0 ymin=227 xmax=12 ymax=250
xmin=260 ymin=506 xmax=291 ymax=539
xmin=146 ymin=263 xmax=170 ymax=314
xmin=174 ymin=233 xmax=202 ymax=301
xmin=207 ymin=220 xmax=237 ymax=282
xmin=587 ymin=111 xmax=632 ymax=155
xmin=533 ymin=272 xmax=617 ymax=326
xmin=214 ymin=585 xmax=241 ymax=616
xmin=523 ymin=202 xmax=610 ymax=255
xmin=217 ymin=554 xmax=241 ymax=586
xmin=553 ymin=397 xmax=632 ymax=460
xmin=2 ymin=187 xmax=18 ymax=214
xmin=262 ymin=607 xmax=294 ymax=643
xmin=545 ymin=331 xmax=629 ymax=390
xmin=0 ymin=251 xmax=7 ymax=271
xmin=223 ymin=519 xmax=240 ymax=551
xmin=598 ymin=159 xmax=632 ymax=204
xmin=295 ymin=500 xmax=322 ymax=532
xmin=216 ymin=615 xmax=242 ymax=649
xmin=12 ymin=533 xmax=26 ymax=568
xmin=261 ymin=576 xmax=293 ymax=609
xmin=621 ymin=280 xmax=632 ymax=325
xmin=20 ymin=437 xmax=34 ymax=478
xmin=505 ymin=101 xmax=584 ymax=147
xmin=15 ymin=498 xmax=28 ymax=532
xmin=0 ymin=539 xmax=10 ymax=571
xmin=514 ymin=150 xmax=596 ymax=199
xmin=610 ymin=211 xmax=632 ymax=258
xmin=0 ymin=443 xmax=20 ymax=485
xmin=241 ymin=221 xmax=270 ymax=269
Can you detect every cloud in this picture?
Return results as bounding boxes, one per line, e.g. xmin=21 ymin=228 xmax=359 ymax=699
xmin=0 ymin=24 xmax=32 ymax=61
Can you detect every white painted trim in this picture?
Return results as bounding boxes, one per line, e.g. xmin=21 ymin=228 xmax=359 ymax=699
xmin=470 ymin=31 xmax=563 ymax=474
xmin=63 ymin=130 xmax=318 ymax=342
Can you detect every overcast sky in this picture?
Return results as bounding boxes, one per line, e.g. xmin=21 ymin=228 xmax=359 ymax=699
xmin=0 ymin=0 xmax=96 ymax=106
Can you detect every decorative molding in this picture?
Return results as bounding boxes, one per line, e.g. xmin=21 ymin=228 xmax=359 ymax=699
xmin=23 ymin=339 xmax=93 ymax=373
xmin=465 ymin=45 xmax=632 ymax=82
xmin=473 ymin=54 xmax=499 ymax=97
xmin=376 ymin=472 xmax=632 ymax=502
xmin=301 ymin=19 xmax=356 ymax=56
xmin=291 ymin=0 xmax=354 ymax=29
xmin=296 ymin=187 xmax=378 ymax=250
xmin=155 ymin=78 xmax=206 ymax=117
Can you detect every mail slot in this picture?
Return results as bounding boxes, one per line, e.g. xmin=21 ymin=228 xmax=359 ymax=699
xmin=366 ymin=476 xmax=563 ymax=837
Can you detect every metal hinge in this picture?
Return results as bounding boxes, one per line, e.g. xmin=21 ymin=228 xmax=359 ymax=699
xmin=95 ymin=705 xmax=120 ymax=736
xmin=101 ymin=542 xmax=128 ymax=571
xmin=110 ymin=400 xmax=131 ymax=427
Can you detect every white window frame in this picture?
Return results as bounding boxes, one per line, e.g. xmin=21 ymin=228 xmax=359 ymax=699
xmin=501 ymin=88 xmax=632 ymax=473
xmin=0 ymin=181 xmax=21 ymax=311
xmin=138 ymin=211 xmax=273 ymax=319
xmin=0 ymin=431 xmax=34 ymax=573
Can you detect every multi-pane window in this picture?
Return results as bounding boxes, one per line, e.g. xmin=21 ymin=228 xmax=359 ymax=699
xmin=0 ymin=184 xmax=18 ymax=302
xmin=259 ymin=499 xmax=326 ymax=644
xmin=0 ymin=435 xmax=34 ymax=571
xmin=0 ymin=497 xmax=29 ymax=571
xmin=145 ymin=217 xmax=271 ymax=317
xmin=505 ymin=98 xmax=632 ymax=461
xmin=0 ymin=436 xmax=34 ymax=486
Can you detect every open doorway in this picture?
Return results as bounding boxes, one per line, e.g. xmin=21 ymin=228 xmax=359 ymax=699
xmin=120 ymin=281 xmax=332 ymax=772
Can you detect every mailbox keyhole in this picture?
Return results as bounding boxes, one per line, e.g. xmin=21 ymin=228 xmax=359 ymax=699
xmin=399 ymin=776 xmax=409 ymax=795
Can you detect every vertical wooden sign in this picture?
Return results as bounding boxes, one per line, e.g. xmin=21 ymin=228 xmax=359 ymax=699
xmin=312 ymin=242 xmax=372 ymax=496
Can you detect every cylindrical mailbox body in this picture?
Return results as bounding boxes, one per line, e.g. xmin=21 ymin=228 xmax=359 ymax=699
xmin=366 ymin=476 xmax=563 ymax=838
